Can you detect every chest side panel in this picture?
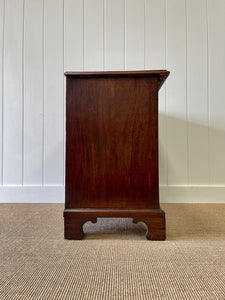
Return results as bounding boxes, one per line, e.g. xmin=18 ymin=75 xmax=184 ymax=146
xmin=65 ymin=76 xmax=159 ymax=209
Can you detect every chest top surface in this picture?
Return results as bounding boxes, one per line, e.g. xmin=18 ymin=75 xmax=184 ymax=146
xmin=65 ymin=70 xmax=169 ymax=90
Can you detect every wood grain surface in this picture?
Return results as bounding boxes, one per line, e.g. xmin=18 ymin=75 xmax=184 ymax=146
xmin=66 ymin=76 xmax=160 ymax=209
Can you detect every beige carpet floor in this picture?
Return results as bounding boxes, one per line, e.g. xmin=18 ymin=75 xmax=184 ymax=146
xmin=0 ymin=204 xmax=225 ymax=300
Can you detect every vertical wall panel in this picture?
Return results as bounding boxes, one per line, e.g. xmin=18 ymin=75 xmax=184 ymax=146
xmin=145 ymin=0 xmax=167 ymax=185
xmin=125 ymin=0 xmax=145 ymax=70
xmin=3 ymin=0 xmax=23 ymax=185
xmin=0 ymin=0 xmax=4 ymax=185
xmin=23 ymin=0 xmax=43 ymax=185
xmin=208 ymin=0 xmax=225 ymax=184
xmin=84 ymin=0 xmax=103 ymax=71
xmin=44 ymin=0 xmax=64 ymax=185
xmin=166 ymin=0 xmax=188 ymax=185
xmin=104 ymin=0 xmax=124 ymax=70
xmin=187 ymin=0 xmax=209 ymax=184
xmin=145 ymin=0 xmax=165 ymax=69
xmin=64 ymin=0 xmax=83 ymax=71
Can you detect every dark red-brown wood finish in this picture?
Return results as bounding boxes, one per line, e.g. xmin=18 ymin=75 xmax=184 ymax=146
xmin=64 ymin=70 xmax=169 ymax=240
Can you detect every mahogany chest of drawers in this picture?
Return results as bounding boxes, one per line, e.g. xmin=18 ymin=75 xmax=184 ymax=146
xmin=64 ymin=70 xmax=169 ymax=240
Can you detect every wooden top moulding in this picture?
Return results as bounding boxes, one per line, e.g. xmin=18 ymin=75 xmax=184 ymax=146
xmin=64 ymin=70 xmax=170 ymax=90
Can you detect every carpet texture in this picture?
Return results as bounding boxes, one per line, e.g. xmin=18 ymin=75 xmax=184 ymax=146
xmin=0 ymin=204 xmax=225 ymax=299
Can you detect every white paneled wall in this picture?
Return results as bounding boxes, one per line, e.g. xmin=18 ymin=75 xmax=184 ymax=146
xmin=44 ymin=0 xmax=64 ymax=185
xmin=105 ymin=0 xmax=124 ymax=70
xmin=187 ymin=0 xmax=208 ymax=184
xmin=0 ymin=0 xmax=3 ymax=185
xmin=24 ymin=0 xmax=43 ymax=185
xmin=3 ymin=0 xmax=23 ymax=185
xmin=208 ymin=0 xmax=225 ymax=184
xmin=1 ymin=0 xmax=225 ymax=203
xmin=166 ymin=0 xmax=188 ymax=185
